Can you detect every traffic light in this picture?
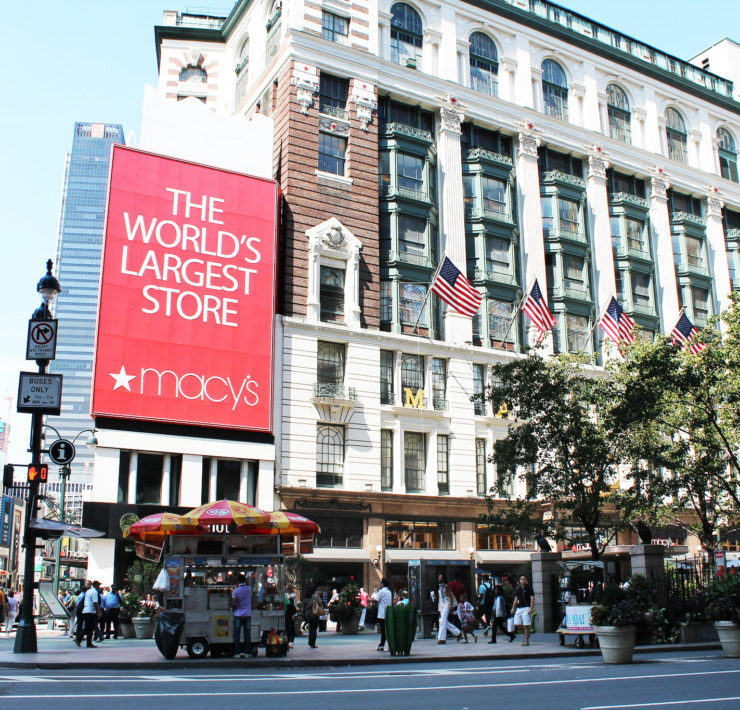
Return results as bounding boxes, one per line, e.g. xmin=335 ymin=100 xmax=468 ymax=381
xmin=27 ymin=464 xmax=48 ymax=483
xmin=3 ymin=464 xmax=13 ymax=489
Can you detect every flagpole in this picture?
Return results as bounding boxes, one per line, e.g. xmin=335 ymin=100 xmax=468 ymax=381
xmin=413 ymin=253 xmax=446 ymax=333
xmin=496 ymin=280 xmax=532 ymax=348
xmin=587 ymin=296 xmax=613 ymax=342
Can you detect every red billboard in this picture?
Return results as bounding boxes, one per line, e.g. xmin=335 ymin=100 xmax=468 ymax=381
xmin=92 ymin=146 xmax=279 ymax=432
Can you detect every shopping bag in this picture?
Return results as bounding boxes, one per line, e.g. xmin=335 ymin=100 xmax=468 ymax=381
xmin=152 ymin=567 xmax=169 ymax=592
xmin=507 ymin=617 xmax=515 ymax=633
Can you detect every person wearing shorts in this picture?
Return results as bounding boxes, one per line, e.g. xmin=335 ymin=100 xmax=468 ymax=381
xmin=511 ymin=575 xmax=534 ymax=646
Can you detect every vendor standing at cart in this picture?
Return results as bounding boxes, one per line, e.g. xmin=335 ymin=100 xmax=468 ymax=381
xmin=231 ymin=573 xmax=253 ymax=658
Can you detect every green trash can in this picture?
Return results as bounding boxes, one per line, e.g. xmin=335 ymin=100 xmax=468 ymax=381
xmin=385 ymin=604 xmax=418 ymax=656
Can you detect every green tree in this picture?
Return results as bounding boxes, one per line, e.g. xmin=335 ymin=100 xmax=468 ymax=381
xmin=614 ymin=293 xmax=740 ymax=554
xmin=484 ymin=351 xmax=636 ymax=560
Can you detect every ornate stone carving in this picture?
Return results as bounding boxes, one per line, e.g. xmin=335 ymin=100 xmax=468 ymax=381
xmin=706 ymin=186 xmax=724 ymax=218
xmin=516 ymin=120 xmax=540 ymax=158
xmin=437 ymin=95 xmax=465 ymax=133
xmin=587 ymin=145 xmax=609 ymax=180
xmin=351 ymin=81 xmax=377 ymax=131
xmin=650 ymin=166 xmax=670 ymax=201
xmin=319 ymin=117 xmax=349 ymax=136
xmin=290 ymin=63 xmax=319 ymax=114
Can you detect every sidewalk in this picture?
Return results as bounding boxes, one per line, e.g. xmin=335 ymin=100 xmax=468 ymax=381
xmin=0 ymin=627 xmax=721 ymax=670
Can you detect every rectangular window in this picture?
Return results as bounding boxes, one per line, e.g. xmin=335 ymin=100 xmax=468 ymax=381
xmin=397 ymin=153 xmax=424 ymax=193
xmin=398 ymin=214 xmax=426 ymax=256
xmin=463 ymin=175 xmax=475 ymax=214
xmin=541 ymin=197 xmax=554 ymax=236
xmin=379 ymin=151 xmax=391 ymax=192
xmin=380 ymin=350 xmax=395 ymax=404
xmin=615 ymin=269 xmax=625 ymax=302
xmin=321 ymin=12 xmax=349 ymax=44
xmin=318 ymin=132 xmax=346 ymax=175
xmin=135 ymin=453 xmax=164 ymax=505
xmin=319 ymin=73 xmax=349 ymax=113
xmin=558 ymin=198 xmax=580 ymax=233
xmin=313 ymin=515 xmax=363 ymax=547
xmin=385 ymin=520 xmax=456 ymax=549
xmin=625 ymin=218 xmax=645 ymax=252
xmin=685 ymin=236 xmax=704 ymax=268
xmin=317 ymin=424 xmax=345 ymax=487
xmin=475 ymin=438 xmax=487 ymax=496
xmin=117 ymin=451 xmax=130 ymax=504
xmin=488 ymin=299 xmax=515 ymax=346
xmin=481 ymin=176 xmax=506 ymax=214
xmin=432 ymin=357 xmax=447 ymax=409
xmin=317 ymin=340 xmax=345 ymax=385
xmin=631 ymin=272 xmax=652 ymax=307
xmin=380 ymin=280 xmax=392 ymax=323
xmin=201 ymin=457 xmax=210 ymax=504
xmin=381 ymin=429 xmax=393 ymax=490
xmin=216 ymin=459 xmax=241 ymax=501
xmin=401 ymin=353 xmax=424 ymax=392
xmin=437 ymin=434 xmax=449 ymax=495
xmin=169 ymin=454 xmax=182 ymax=506
xmin=473 ymin=363 xmax=486 ymax=415
xmin=486 ymin=236 xmax=510 ymax=274
xmin=319 ymin=265 xmax=344 ymax=322
xmin=566 ymin=314 xmax=590 ymax=353
xmin=563 ymin=255 xmax=586 ymax=292
xmin=691 ymin=286 xmax=711 ymax=324
xmin=404 ymin=432 xmax=426 ymax=492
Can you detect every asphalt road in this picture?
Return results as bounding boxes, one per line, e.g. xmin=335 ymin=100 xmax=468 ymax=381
xmin=0 ymin=650 xmax=737 ymax=709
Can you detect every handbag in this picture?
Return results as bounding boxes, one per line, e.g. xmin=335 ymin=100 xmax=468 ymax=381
xmin=507 ymin=617 xmax=515 ymax=633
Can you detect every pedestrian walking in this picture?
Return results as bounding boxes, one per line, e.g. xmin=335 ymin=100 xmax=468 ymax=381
xmin=75 ymin=580 xmax=102 ymax=648
xmin=304 ymin=586 xmax=325 ymax=649
xmin=478 ymin=573 xmax=494 ymax=635
xmin=436 ymin=574 xmax=461 ymax=644
xmin=105 ymin=585 xmax=122 ymax=638
xmin=231 ymin=573 xmax=253 ymax=657
xmin=456 ymin=592 xmax=477 ymax=643
xmin=511 ymin=575 xmax=535 ymax=646
xmin=4 ymin=591 xmax=18 ymax=636
xmin=285 ymin=584 xmax=296 ymax=647
xmin=358 ymin=587 xmax=369 ymax=629
xmin=489 ymin=584 xmax=515 ymax=643
xmin=374 ymin=578 xmax=392 ymax=651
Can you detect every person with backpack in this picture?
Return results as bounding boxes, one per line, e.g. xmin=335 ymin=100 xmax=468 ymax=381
xmin=490 ymin=584 xmax=515 ymax=643
xmin=304 ymin=586 xmax=325 ymax=649
xmin=478 ymin=574 xmax=494 ymax=635
xmin=104 ymin=585 xmax=122 ymax=639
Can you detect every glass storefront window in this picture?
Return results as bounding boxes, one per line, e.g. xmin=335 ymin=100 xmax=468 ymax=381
xmin=385 ymin=520 xmax=456 ymax=549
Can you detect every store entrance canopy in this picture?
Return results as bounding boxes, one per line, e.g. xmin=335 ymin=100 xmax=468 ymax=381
xmin=29 ymin=518 xmax=105 ymax=540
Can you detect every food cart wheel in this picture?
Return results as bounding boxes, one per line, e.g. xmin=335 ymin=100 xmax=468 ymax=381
xmin=186 ymin=637 xmax=210 ymax=659
xmin=559 ymin=634 xmax=565 ymax=646
xmin=575 ymin=635 xmax=585 ymax=649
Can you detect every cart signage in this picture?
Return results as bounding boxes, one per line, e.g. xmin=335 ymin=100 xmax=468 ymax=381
xmin=564 ymin=605 xmax=595 ymax=632
xmin=92 ymin=146 xmax=279 ymax=432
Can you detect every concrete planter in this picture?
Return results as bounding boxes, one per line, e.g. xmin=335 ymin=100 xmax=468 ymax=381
xmin=594 ymin=625 xmax=636 ymax=664
xmin=133 ymin=617 xmax=155 ymax=639
xmin=714 ymin=621 xmax=740 ymax=658
xmin=120 ymin=621 xmax=137 ymax=639
xmin=340 ymin=612 xmax=362 ymax=635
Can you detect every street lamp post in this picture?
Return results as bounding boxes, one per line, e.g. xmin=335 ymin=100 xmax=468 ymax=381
xmin=14 ymin=260 xmax=61 ymax=654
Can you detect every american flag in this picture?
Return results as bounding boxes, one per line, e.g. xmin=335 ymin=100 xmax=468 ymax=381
xmin=431 ymin=256 xmax=483 ymax=317
xmin=522 ymin=279 xmax=556 ymax=334
xmin=600 ymin=296 xmax=636 ymax=345
xmin=671 ymin=312 xmax=706 ymax=354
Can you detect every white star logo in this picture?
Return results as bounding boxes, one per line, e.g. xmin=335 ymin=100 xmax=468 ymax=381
xmin=110 ymin=366 xmax=136 ymax=392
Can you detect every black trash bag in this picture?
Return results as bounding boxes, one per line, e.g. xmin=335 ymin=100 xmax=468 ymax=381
xmin=155 ymin=610 xmax=186 ymax=660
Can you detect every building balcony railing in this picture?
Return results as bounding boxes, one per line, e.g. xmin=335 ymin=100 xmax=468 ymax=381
xmin=320 ymin=105 xmax=350 ymax=121
xmin=540 ymin=170 xmax=586 ymax=189
xmin=312 ymin=383 xmax=357 ymax=424
xmin=313 ymin=383 xmax=357 ymax=400
xmin=671 ymin=211 xmax=707 ymax=227
xmin=466 ymin=207 xmax=515 ymax=224
xmin=543 ymin=227 xmax=587 ymax=244
xmin=726 ymin=228 xmax=740 ymax=241
xmin=433 ymin=397 xmax=448 ymax=411
xmin=631 ymin=302 xmax=656 ymax=317
xmin=474 ymin=267 xmax=517 ymax=285
xmin=382 ymin=122 xmax=434 ymax=143
xmin=473 ymin=402 xmax=487 ymax=416
xmin=502 ymin=0 xmax=733 ymax=99
xmin=386 ymin=250 xmax=435 ymax=269
xmin=380 ymin=390 xmax=395 ymax=405
xmin=463 ymin=147 xmax=514 ymax=168
xmin=380 ymin=184 xmax=431 ymax=203
xmin=610 ymin=192 xmax=649 ymax=209
xmin=552 ymin=286 xmax=591 ymax=302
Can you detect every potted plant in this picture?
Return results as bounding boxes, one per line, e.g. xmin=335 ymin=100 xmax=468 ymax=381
xmin=119 ymin=591 xmax=141 ymax=639
xmin=591 ymin=585 xmax=643 ymax=664
xmin=331 ymin=584 xmax=364 ymax=635
xmin=706 ymin=576 xmax=740 ymax=658
xmin=132 ymin=597 xmax=158 ymax=639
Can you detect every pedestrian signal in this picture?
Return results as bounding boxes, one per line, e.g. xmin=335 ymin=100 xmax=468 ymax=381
xmin=3 ymin=464 xmax=13 ymax=488
xmin=27 ymin=464 xmax=49 ymax=483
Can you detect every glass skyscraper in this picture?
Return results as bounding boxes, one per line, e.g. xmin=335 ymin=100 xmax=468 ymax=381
xmin=48 ymin=123 xmax=125 ymax=485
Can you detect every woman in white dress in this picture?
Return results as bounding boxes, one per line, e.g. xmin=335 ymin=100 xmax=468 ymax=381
xmin=436 ymin=574 xmax=461 ymax=644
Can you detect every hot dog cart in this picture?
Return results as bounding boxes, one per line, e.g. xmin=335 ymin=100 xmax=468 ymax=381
xmin=161 ymin=532 xmax=287 ymax=658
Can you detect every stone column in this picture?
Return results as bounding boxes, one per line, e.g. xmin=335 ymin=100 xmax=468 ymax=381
xmin=515 ymin=122 xmax=551 ymax=351
xmin=705 ymin=186 xmax=733 ymax=326
xmin=436 ymin=96 xmax=473 ymax=345
xmin=649 ymin=166 xmax=680 ymax=328
xmin=586 ymin=145 xmax=617 ymax=354
xmin=531 ymin=551 xmax=562 ymax=633
xmin=127 ymin=452 xmax=138 ymax=505
xmin=629 ymin=544 xmax=666 ymax=603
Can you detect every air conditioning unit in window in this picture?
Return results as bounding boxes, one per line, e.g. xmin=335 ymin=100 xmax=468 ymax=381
xmin=404 ymin=57 xmax=417 ymax=69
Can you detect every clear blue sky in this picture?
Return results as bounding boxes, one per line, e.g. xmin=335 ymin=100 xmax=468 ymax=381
xmin=0 ymin=1 xmax=737 ymax=464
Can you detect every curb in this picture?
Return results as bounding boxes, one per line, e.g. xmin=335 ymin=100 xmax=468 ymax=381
xmin=0 ymin=643 xmax=722 ymax=671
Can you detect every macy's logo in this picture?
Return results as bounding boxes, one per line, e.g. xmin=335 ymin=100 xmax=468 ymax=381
xmin=109 ymin=365 xmax=259 ymax=410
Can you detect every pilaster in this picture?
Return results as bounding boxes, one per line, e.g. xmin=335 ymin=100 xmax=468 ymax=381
xmin=649 ymin=166 xmax=680 ymax=328
xmin=705 ymin=186 xmax=733 ymax=326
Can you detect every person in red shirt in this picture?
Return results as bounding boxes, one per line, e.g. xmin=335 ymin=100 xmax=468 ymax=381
xmin=447 ymin=572 xmax=466 ymax=602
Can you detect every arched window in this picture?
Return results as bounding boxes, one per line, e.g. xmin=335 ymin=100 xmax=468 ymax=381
xmin=266 ymin=0 xmax=282 ymax=63
xmin=234 ymin=36 xmax=249 ymax=107
xmin=403 ymin=432 xmax=425 ymax=491
xmin=606 ymin=84 xmax=631 ymax=143
xmin=469 ymin=32 xmax=498 ymax=96
xmin=179 ymin=65 xmax=207 ymax=83
xmin=390 ymin=3 xmax=423 ymax=68
xmin=316 ymin=424 xmax=344 ymax=487
xmin=401 ymin=353 xmax=424 ymax=391
xmin=717 ymin=127 xmax=739 ymax=182
xmin=399 ymin=283 xmax=427 ymax=325
xmin=542 ymin=59 xmax=568 ymax=121
xmin=665 ymin=107 xmax=687 ymax=163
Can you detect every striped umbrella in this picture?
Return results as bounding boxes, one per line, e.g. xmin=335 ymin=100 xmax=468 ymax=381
xmin=180 ymin=499 xmax=271 ymax=527
xmin=236 ymin=511 xmax=320 ymax=536
xmin=122 ymin=512 xmax=207 ymax=539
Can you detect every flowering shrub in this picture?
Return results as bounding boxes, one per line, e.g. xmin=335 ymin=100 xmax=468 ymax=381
xmin=706 ymin=577 xmax=740 ymax=626
xmin=591 ymin=599 xmax=642 ymax=627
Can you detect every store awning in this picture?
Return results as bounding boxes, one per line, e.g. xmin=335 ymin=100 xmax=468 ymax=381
xmin=29 ymin=518 xmax=105 ymax=540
